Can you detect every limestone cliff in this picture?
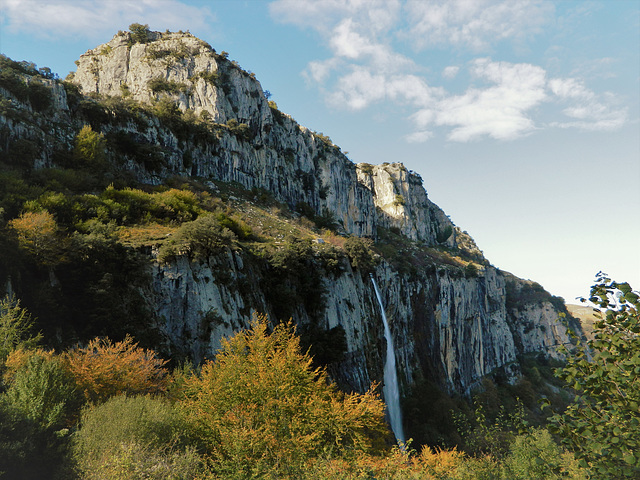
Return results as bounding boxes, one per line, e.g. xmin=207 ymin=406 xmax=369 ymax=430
xmin=71 ymin=29 xmax=476 ymax=249
xmin=0 ymin=30 xmax=580 ymax=401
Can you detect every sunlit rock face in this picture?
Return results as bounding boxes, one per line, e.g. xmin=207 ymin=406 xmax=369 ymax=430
xmin=72 ymin=31 xmax=483 ymax=250
xmin=151 ymin=250 xmax=573 ymax=396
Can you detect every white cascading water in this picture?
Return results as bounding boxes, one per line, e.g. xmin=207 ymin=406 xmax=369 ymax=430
xmin=370 ymin=274 xmax=405 ymax=444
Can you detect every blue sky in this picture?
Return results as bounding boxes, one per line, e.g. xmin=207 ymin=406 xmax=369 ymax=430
xmin=1 ymin=0 xmax=638 ymax=303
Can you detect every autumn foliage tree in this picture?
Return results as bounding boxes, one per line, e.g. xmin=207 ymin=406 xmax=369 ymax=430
xmin=8 ymin=210 xmax=61 ymax=265
xmin=63 ymin=335 xmax=167 ymax=404
xmin=181 ymin=316 xmax=389 ymax=477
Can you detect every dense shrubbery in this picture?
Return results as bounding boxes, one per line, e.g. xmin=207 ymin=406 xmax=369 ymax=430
xmin=158 ymin=212 xmax=237 ymax=261
xmin=5 ymin=352 xmax=80 ymax=429
xmin=344 ymin=236 xmax=377 ymax=273
xmin=73 ymin=395 xmax=203 ymax=479
xmin=0 ymin=304 xmax=598 ymax=479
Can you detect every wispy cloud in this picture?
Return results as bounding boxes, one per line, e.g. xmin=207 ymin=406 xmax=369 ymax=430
xmin=270 ymin=0 xmax=627 ymax=142
xmin=442 ymin=66 xmax=460 ymax=79
xmin=402 ymin=0 xmax=553 ymax=51
xmin=1 ymin=0 xmax=216 ymax=40
xmin=269 ymin=0 xmax=401 ymax=35
xmin=549 ymin=78 xmax=628 ymax=131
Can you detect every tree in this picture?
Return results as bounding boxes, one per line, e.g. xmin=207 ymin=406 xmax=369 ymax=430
xmin=181 ymin=315 xmax=388 ymax=477
xmin=0 ymin=295 xmax=41 ymax=367
xmin=344 ymin=236 xmax=376 ymax=273
xmin=162 ymin=213 xmax=236 ymax=260
xmin=73 ymin=124 xmax=106 ymax=169
xmin=8 ymin=210 xmax=61 ymax=265
xmin=549 ymin=273 xmax=640 ymax=478
xmin=4 ymin=353 xmax=79 ymax=429
xmin=129 ymin=23 xmax=151 ymax=44
xmin=63 ymin=336 xmax=168 ymax=404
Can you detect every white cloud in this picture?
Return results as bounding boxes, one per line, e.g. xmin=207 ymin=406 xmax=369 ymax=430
xmin=328 ymin=67 xmax=388 ymax=109
xmin=1 ymin=0 xmax=216 ymax=40
xmin=302 ymin=12 xmax=435 ymax=111
xmin=405 ymin=130 xmax=433 ymax=143
xmin=269 ymin=0 xmax=401 ymax=35
xmin=402 ymin=0 xmax=554 ymax=51
xmin=427 ymin=59 xmax=548 ymax=141
xmin=271 ymin=0 xmax=628 ymax=142
xmin=442 ymin=66 xmax=460 ymax=79
xmin=305 ymin=58 xmax=341 ymax=84
xmin=328 ymin=69 xmax=439 ymax=111
xmin=549 ymin=78 xmax=592 ymax=99
xmin=549 ymin=78 xmax=628 ymax=131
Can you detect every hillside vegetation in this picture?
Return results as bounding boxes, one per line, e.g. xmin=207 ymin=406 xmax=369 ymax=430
xmin=1 ymin=25 xmax=638 ymax=479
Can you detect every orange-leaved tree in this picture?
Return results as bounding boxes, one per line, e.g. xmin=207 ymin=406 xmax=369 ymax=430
xmin=63 ymin=335 xmax=167 ymax=404
xmin=181 ymin=315 xmax=389 ymax=477
xmin=8 ymin=210 xmax=62 ymax=266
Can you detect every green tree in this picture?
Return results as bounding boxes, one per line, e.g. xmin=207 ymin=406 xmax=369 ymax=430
xmin=4 ymin=353 xmax=79 ymax=429
xmin=503 ymin=428 xmax=587 ymax=479
xmin=0 ymin=296 xmax=41 ymax=367
xmin=160 ymin=213 xmax=236 ymax=261
xmin=129 ymin=23 xmax=151 ymax=44
xmin=74 ymin=124 xmax=106 ymax=168
xmin=549 ymin=273 xmax=640 ymax=478
xmin=344 ymin=236 xmax=376 ymax=273
xmin=181 ymin=315 xmax=388 ymax=477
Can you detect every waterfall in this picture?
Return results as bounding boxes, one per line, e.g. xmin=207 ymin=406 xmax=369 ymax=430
xmin=370 ymin=274 xmax=405 ymax=444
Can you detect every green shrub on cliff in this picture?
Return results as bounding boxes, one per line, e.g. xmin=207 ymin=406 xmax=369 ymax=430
xmin=128 ymin=23 xmax=151 ymax=44
xmin=158 ymin=213 xmax=236 ymax=261
xmin=344 ymin=236 xmax=377 ymax=273
xmin=74 ymin=125 xmax=106 ymax=169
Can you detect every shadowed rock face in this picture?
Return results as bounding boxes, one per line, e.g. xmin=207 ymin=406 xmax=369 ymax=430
xmin=0 ymin=29 xmax=581 ymax=400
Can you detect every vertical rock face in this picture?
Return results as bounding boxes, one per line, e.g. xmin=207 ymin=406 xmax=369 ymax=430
xmin=0 ymin=29 xmax=580 ymax=399
xmin=150 ymin=248 xmax=571 ymax=396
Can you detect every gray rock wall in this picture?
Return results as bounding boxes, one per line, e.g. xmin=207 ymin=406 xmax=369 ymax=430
xmin=150 ymin=249 xmax=571 ymax=396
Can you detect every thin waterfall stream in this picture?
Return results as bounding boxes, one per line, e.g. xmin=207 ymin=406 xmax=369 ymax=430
xmin=370 ymin=274 xmax=405 ymax=444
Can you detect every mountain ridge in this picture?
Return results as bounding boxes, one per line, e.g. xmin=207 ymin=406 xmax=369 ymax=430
xmin=0 ymin=28 xmax=582 ymax=439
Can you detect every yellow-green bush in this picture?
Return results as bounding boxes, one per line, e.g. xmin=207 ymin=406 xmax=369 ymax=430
xmin=73 ymin=394 xmax=203 ymax=479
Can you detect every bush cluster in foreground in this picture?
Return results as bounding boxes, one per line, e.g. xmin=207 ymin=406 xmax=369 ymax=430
xmin=1 ymin=274 xmax=638 ymax=478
